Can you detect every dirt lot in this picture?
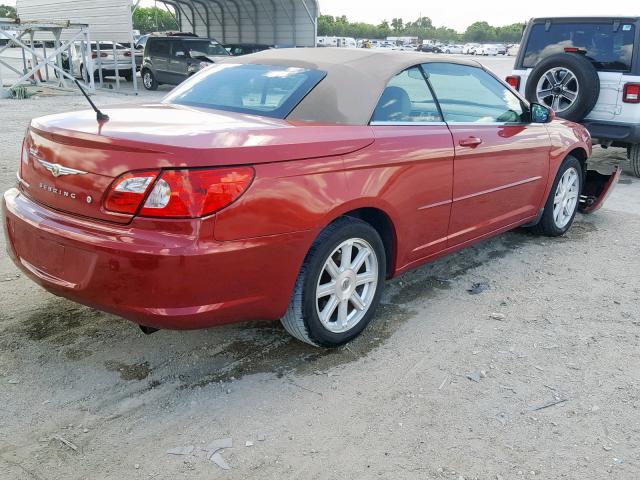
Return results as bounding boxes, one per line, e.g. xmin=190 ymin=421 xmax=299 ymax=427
xmin=1 ymin=57 xmax=640 ymax=480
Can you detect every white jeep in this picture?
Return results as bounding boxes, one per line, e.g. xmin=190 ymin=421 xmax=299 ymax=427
xmin=508 ymin=17 xmax=640 ymax=177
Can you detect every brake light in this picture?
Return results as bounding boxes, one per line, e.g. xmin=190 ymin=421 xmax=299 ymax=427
xmin=623 ymin=83 xmax=640 ymax=103
xmin=104 ymin=170 xmax=159 ymax=214
xmin=506 ymin=75 xmax=520 ymax=90
xmin=91 ymin=52 xmax=108 ymax=59
xmin=104 ymin=167 xmax=254 ymax=218
xmin=123 ymin=51 xmax=132 ymax=57
xmin=19 ymin=136 xmax=29 ymax=180
xmin=140 ymin=167 xmax=254 ymax=218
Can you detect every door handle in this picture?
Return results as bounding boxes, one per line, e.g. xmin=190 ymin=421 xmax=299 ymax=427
xmin=459 ymin=137 xmax=483 ymax=148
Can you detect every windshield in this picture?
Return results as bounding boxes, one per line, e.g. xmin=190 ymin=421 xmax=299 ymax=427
xmin=523 ymin=22 xmax=635 ymax=71
xmin=163 ymin=63 xmax=327 ymax=119
xmin=185 ymin=40 xmax=229 ymax=57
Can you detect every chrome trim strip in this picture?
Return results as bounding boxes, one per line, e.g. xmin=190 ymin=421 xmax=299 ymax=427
xmin=370 ymin=121 xmax=447 ymax=126
xmin=453 ymin=176 xmax=543 ymax=202
xmin=417 ymin=199 xmax=453 ymax=211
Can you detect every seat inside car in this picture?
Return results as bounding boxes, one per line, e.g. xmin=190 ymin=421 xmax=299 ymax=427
xmin=373 ymin=86 xmax=412 ymax=122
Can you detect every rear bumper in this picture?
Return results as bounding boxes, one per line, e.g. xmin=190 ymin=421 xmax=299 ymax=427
xmin=582 ymin=120 xmax=640 ymax=145
xmin=3 ymin=188 xmax=310 ymax=330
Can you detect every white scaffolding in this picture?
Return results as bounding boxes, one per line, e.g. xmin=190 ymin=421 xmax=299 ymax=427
xmin=0 ymin=20 xmax=96 ymax=95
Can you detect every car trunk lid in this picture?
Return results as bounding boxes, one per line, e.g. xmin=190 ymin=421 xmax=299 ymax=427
xmin=20 ymin=104 xmax=374 ymax=223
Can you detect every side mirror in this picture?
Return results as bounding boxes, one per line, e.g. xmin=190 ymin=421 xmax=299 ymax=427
xmin=530 ymin=103 xmax=554 ymax=123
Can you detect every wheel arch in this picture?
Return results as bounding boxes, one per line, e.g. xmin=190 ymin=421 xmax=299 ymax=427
xmin=567 ymin=146 xmax=588 ymax=173
xmin=322 ymin=206 xmax=398 ymax=279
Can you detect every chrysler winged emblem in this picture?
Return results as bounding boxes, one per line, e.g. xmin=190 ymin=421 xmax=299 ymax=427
xmin=37 ymin=159 xmax=87 ymax=178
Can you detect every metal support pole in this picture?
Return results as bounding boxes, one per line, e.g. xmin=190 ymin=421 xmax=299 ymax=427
xmin=113 ymin=43 xmax=120 ymax=90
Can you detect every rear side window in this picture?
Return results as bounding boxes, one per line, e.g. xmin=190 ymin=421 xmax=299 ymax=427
xmin=523 ymin=22 xmax=635 ymax=71
xmin=149 ymin=39 xmax=170 ymax=57
xmin=184 ymin=39 xmax=229 ymax=57
xmin=163 ymin=64 xmax=326 ymax=119
xmin=424 ymin=63 xmax=526 ymax=123
xmin=371 ymin=67 xmax=442 ymax=123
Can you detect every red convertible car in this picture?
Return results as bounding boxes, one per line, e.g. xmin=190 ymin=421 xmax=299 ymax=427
xmin=3 ymin=49 xmax=620 ymax=347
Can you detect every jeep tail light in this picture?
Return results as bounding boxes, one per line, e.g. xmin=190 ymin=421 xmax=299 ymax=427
xmin=623 ymin=83 xmax=640 ymax=103
xmin=104 ymin=167 xmax=254 ymax=218
xmin=506 ymin=75 xmax=520 ymax=90
xmin=105 ymin=170 xmax=160 ymax=214
xmin=140 ymin=167 xmax=254 ymax=218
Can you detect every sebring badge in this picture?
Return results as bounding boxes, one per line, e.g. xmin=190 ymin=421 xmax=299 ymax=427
xmin=37 ymin=159 xmax=87 ymax=178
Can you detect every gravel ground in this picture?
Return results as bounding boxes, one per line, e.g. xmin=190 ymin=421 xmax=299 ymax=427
xmin=1 ymin=57 xmax=639 ymax=480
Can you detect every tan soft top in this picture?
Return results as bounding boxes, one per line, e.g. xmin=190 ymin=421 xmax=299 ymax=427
xmin=216 ymin=48 xmax=483 ymax=125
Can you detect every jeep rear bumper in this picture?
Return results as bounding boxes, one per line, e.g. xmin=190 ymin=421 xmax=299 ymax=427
xmin=582 ymin=120 xmax=640 ymax=145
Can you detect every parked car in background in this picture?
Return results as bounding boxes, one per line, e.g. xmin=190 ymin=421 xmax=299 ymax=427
xmin=495 ymin=44 xmax=507 ymax=55
xmin=476 ymin=44 xmax=499 ymax=56
xmin=135 ymin=34 xmax=149 ymax=51
xmin=507 ymin=43 xmax=520 ymax=56
xmin=508 ymin=16 xmax=640 ymax=177
xmin=392 ymin=44 xmax=417 ymax=52
xmin=4 ymin=49 xmax=620 ymax=348
xmin=317 ymin=36 xmax=357 ymax=48
xmin=462 ymin=43 xmax=480 ymax=54
xmin=57 ymin=41 xmax=135 ymax=82
xmin=224 ymin=43 xmax=272 ymax=56
xmin=417 ymin=44 xmax=435 ymax=53
xmin=141 ymin=35 xmax=230 ymax=90
xmin=443 ymin=44 xmax=463 ymax=54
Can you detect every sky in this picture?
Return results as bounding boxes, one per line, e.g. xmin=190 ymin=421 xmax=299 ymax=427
xmin=318 ymin=0 xmax=626 ymax=32
xmin=2 ymin=0 xmax=631 ymax=32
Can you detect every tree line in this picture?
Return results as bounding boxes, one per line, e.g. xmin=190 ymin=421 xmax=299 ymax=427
xmin=318 ymin=15 xmax=524 ymax=43
xmin=0 ymin=4 xmax=17 ymax=19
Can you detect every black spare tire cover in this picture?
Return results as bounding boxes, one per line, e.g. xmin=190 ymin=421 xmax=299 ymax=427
xmin=525 ymin=53 xmax=600 ymax=122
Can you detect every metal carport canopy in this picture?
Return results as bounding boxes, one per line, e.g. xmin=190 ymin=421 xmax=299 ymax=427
xmin=162 ymin=0 xmax=318 ymax=47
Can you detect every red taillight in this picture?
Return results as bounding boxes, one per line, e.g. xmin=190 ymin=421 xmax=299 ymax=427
xmin=123 ymin=51 xmax=132 ymax=57
xmin=104 ymin=170 xmax=160 ymax=214
xmin=506 ymin=75 xmax=520 ymax=90
xmin=140 ymin=167 xmax=254 ymax=218
xmin=91 ymin=52 xmax=108 ymax=59
xmin=623 ymin=83 xmax=640 ymax=103
xmin=104 ymin=167 xmax=255 ymax=218
xmin=19 ymin=135 xmax=29 ymax=180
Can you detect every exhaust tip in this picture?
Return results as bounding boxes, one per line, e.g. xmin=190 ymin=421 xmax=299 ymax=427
xmin=139 ymin=325 xmax=160 ymax=335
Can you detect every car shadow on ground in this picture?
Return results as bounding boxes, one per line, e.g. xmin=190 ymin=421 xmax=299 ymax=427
xmin=0 ymin=220 xmax=597 ymax=400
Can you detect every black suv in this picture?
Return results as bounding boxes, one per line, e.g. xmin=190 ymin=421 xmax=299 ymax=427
xmin=141 ymin=35 xmax=230 ymax=90
xmin=509 ymin=17 xmax=640 ymax=176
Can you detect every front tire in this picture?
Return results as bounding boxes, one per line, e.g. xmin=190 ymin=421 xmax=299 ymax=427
xmin=532 ymin=155 xmax=583 ymax=236
xmin=629 ymin=144 xmax=640 ymax=178
xmin=281 ymin=217 xmax=386 ymax=347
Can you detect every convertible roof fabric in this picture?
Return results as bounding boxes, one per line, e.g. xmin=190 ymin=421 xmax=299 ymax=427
xmin=217 ymin=48 xmax=483 ymax=125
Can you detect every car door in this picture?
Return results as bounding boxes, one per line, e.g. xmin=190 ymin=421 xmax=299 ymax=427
xmin=167 ymin=40 xmax=189 ymax=84
xmin=423 ymin=62 xmax=550 ymax=247
xmin=347 ymin=66 xmax=454 ymax=267
xmin=149 ymin=39 xmax=171 ymax=83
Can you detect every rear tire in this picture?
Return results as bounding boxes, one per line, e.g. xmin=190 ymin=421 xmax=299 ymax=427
xmin=531 ymin=155 xmax=583 ymax=236
xmin=629 ymin=144 xmax=640 ymax=178
xmin=281 ymin=217 xmax=386 ymax=347
xmin=142 ymin=69 xmax=158 ymax=90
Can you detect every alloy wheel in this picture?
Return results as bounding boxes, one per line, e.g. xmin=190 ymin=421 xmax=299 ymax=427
xmin=536 ymin=67 xmax=580 ymax=113
xmin=553 ymin=167 xmax=580 ymax=228
xmin=315 ymin=238 xmax=378 ymax=334
xmin=143 ymin=72 xmax=153 ymax=89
